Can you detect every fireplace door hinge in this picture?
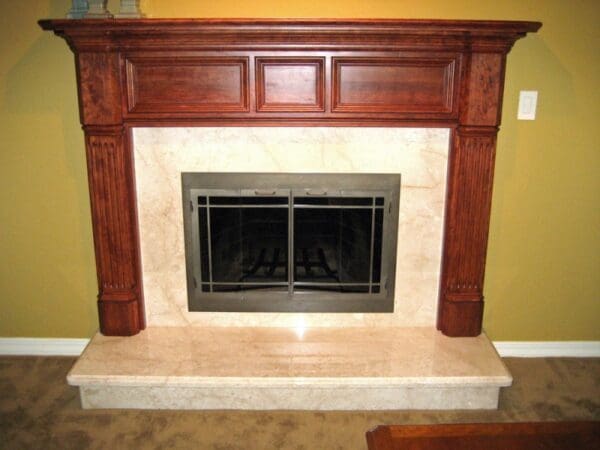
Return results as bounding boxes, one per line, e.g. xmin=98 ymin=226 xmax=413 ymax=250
xmin=193 ymin=276 xmax=198 ymax=288
xmin=190 ymin=200 xmax=194 ymax=212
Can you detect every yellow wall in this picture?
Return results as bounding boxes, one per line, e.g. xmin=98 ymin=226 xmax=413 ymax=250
xmin=0 ymin=1 xmax=598 ymax=339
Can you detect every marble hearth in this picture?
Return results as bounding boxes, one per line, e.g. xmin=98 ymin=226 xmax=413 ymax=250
xmin=70 ymin=327 xmax=510 ymax=410
xmin=68 ymin=127 xmax=512 ymax=410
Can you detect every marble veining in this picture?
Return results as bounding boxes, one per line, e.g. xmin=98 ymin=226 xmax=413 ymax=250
xmin=133 ymin=127 xmax=449 ymax=327
xmin=69 ymin=327 xmax=511 ymax=410
xmin=69 ymin=327 xmax=511 ymax=386
xmin=79 ymin=385 xmax=501 ymax=410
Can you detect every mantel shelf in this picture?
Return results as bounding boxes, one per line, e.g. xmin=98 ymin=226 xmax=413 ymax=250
xmin=40 ymin=18 xmax=541 ymax=52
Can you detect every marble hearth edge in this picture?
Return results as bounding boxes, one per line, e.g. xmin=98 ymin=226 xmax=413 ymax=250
xmin=69 ymin=327 xmax=511 ymax=410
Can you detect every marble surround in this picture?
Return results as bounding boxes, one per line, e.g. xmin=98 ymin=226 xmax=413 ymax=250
xmin=69 ymin=327 xmax=512 ymax=410
xmin=133 ymin=127 xmax=449 ymax=327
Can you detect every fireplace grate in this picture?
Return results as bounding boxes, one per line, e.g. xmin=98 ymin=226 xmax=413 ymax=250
xmin=182 ymin=173 xmax=399 ymax=312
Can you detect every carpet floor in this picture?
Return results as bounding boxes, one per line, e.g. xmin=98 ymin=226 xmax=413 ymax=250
xmin=0 ymin=356 xmax=598 ymax=450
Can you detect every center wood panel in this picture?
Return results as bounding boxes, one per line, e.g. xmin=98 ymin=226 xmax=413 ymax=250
xmin=125 ymin=56 xmax=249 ymax=114
xmin=256 ymin=58 xmax=325 ymax=112
xmin=332 ymin=57 xmax=458 ymax=115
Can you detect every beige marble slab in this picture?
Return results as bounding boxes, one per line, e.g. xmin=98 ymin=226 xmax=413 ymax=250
xmin=79 ymin=385 xmax=502 ymax=410
xmin=69 ymin=327 xmax=510 ymax=410
xmin=133 ymin=127 xmax=449 ymax=328
xmin=69 ymin=327 xmax=511 ymax=387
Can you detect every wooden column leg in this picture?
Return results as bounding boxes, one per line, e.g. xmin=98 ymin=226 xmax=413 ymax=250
xmin=438 ymin=127 xmax=498 ymax=336
xmin=438 ymin=51 xmax=506 ymax=336
xmin=85 ymin=126 xmax=144 ymax=335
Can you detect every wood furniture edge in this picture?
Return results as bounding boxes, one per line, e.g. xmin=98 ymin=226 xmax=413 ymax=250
xmin=366 ymin=421 xmax=600 ymax=450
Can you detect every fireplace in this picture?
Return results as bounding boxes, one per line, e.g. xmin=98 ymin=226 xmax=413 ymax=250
xmin=40 ymin=18 xmax=541 ymax=411
xmin=181 ymin=172 xmax=400 ymax=312
xmin=39 ymin=18 xmax=541 ymax=337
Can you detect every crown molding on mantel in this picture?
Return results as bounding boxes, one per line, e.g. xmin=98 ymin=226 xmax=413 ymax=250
xmin=39 ymin=18 xmax=541 ymax=53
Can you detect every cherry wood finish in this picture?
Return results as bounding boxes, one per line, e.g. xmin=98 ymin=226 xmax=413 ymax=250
xmin=366 ymin=421 xmax=600 ymax=450
xmin=126 ymin=56 xmax=249 ymax=114
xmin=85 ymin=127 xmax=143 ymax=335
xmin=39 ymin=19 xmax=540 ymax=336
xmin=256 ymin=57 xmax=325 ymax=112
xmin=332 ymin=56 xmax=457 ymax=114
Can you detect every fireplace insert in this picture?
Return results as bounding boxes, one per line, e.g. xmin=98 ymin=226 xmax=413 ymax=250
xmin=182 ymin=173 xmax=400 ymax=312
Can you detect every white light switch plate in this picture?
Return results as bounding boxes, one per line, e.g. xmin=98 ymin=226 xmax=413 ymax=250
xmin=518 ymin=90 xmax=538 ymax=120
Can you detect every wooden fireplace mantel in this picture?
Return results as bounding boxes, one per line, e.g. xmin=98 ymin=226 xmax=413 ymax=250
xmin=39 ymin=18 xmax=541 ymax=337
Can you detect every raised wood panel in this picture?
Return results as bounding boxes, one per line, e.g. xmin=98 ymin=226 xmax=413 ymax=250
xmin=461 ymin=53 xmax=505 ymax=125
xmin=125 ymin=57 xmax=249 ymax=114
xmin=332 ymin=57 xmax=457 ymax=115
xmin=77 ymin=53 xmax=122 ymax=125
xmin=256 ymin=58 xmax=324 ymax=112
xmin=367 ymin=422 xmax=600 ymax=450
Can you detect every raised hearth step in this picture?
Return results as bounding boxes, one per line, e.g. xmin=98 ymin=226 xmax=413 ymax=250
xmin=68 ymin=326 xmax=511 ymax=410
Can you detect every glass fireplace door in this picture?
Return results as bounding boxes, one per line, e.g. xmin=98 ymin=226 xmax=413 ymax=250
xmin=193 ymin=189 xmax=290 ymax=294
xmin=293 ymin=192 xmax=385 ymax=295
xmin=183 ymin=173 xmax=399 ymax=313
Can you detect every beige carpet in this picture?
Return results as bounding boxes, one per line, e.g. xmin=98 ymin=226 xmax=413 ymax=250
xmin=1 ymin=357 xmax=599 ymax=450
